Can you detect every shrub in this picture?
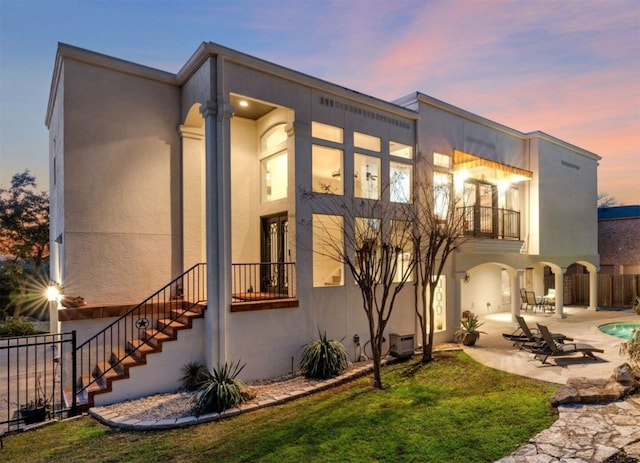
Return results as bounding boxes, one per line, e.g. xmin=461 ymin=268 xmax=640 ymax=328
xmin=180 ymin=361 xmax=209 ymax=391
xmin=190 ymin=360 xmax=246 ymax=416
xmin=0 ymin=317 xmax=36 ymax=338
xmin=300 ymin=331 xmax=349 ymax=379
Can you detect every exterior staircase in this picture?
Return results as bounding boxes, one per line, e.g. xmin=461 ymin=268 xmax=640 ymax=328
xmin=66 ymin=263 xmax=207 ymax=411
xmin=71 ymin=303 xmax=206 ymax=410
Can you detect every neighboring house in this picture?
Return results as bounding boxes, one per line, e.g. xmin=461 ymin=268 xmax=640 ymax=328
xmin=598 ymin=205 xmax=640 ymax=275
xmin=46 ymin=42 xmax=600 ymax=405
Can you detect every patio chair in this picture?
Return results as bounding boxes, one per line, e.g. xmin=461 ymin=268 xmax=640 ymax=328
xmin=519 ymin=288 xmax=528 ymax=311
xmin=502 ymin=315 xmax=572 ymax=349
xmin=530 ymin=323 xmax=604 ymax=364
xmin=525 ymin=291 xmax=550 ymax=312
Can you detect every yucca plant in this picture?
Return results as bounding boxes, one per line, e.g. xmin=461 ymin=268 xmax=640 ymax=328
xmin=191 ymin=360 xmax=246 ymax=416
xmin=180 ymin=361 xmax=209 ymax=391
xmin=300 ymin=331 xmax=349 ymax=379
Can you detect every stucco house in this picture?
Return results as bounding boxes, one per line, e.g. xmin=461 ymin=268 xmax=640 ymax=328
xmin=46 ymin=42 xmax=600 ymax=406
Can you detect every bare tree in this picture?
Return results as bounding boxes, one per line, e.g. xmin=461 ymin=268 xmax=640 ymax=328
xmin=597 ymin=192 xmax=618 ymax=209
xmin=300 ymin=185 xmax=416 ymax=389
xmin=411 ymin=157 xmax=467 ymax=363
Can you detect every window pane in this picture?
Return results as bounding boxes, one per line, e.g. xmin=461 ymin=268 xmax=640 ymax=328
xmin=390 ymin=161 xmax=413 ymax=203
xmin=313 ymin=214 xmax=344 ymax=287
xmin=354 ymin=154 xmax=381 ymax=199
xmin=312 ymin=121 xmax=343 ymax=143
xmin=434 ymin=152 xmax=452 ymax=169
xmin=261 ymin=124 xmax=287 ymax=152
xmin=390 ymin=141 xmax=413 ymax=159
xmin=312 ymin=145 xmax=343 ymax=194
xmin=433 ymin=172 xmax=451 ymax=220
xmin=391 ymin=220 xmax=413 ymax=283
xmin=261 ymin=151 xmax=287 ymax=202
xmin=354 ymin=131 xmax=381 ymax=152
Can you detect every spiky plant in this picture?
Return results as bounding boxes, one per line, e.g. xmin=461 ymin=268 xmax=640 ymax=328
xmin=300 ymin=331 xmax=349 ymax=379
xmin=191 ymin=361 xmax=246 ymax=416
xmin=180 ymin=361 xmax=208 ymax=391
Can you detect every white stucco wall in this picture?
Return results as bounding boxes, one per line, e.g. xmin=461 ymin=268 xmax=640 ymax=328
xmin=534 ymin=137 xmax=599 ymax=257
xmin=59 ymin=59 xmax=182 ymax=303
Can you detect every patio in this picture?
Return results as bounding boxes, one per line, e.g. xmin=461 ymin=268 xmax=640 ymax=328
xmin=465 ymin=306 xmax=638 ymax=385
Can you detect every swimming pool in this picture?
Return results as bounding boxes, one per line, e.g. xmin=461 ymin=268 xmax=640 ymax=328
xmin=598 ymin=321 xmax=640 ymax=340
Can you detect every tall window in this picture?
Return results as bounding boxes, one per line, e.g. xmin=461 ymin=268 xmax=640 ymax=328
xmin=260 ymin=124 xmax=288 ymax=202
xmin=433 ymin=172 xmax=452 ymax=220
xmin=390 ymin=161 xmax=413 ymax=203
xmin=354 ymin=154 xmax=380 ymax=199
xmin=312 ymin=214 xmax=344 ymax=287
xmin=312 ymin=145 xmax=343 ymax=194
xmin=391 ymin=220 xmax=413 ymax=283
xmin=312 ymin=122 xmax=344 ymax=195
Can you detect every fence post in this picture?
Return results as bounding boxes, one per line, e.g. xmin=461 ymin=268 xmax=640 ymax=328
xmin=71 ymin=330 xmax=78 ymax=416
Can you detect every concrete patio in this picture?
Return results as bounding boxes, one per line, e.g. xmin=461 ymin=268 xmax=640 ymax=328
xmin=465 ymin=306 xmax=638 ymax=385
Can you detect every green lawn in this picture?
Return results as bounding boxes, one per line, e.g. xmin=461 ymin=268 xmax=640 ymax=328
xmin=2 ymin=351 xmax=558 ymax=463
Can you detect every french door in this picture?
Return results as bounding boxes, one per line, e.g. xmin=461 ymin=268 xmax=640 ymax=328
xmin=260 ymin=213 xmax=289 ymax=294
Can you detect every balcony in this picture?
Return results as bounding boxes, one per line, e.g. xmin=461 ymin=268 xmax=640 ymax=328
xmin=231 ymin=262 xmax=298 ymax=312
xmin=457 ymin=205 xmax=520 ymax=240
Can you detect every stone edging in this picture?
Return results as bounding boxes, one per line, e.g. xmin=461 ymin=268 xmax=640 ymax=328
xmin=89 ymin=359 xmax=388 ymax=431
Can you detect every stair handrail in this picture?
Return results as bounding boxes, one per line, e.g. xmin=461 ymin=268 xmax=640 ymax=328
xmin=75 ymin=263 xmax=207 ymax=399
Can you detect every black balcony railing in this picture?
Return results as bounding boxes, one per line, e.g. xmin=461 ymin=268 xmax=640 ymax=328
xmin=232 ymin=262 xmax=296 ymax=302
xmin=457 ymin=205 xmax=520 ymax=240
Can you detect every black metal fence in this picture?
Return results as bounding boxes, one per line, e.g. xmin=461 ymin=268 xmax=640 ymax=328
xmin=232 ymin=262 xmax=296 ymax=302
xmin=1 ymin=331 xmax=76 ymax=434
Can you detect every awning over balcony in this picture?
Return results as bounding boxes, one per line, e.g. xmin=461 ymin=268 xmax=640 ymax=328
xmin=453 ymin=150 xmax=532 ymax=183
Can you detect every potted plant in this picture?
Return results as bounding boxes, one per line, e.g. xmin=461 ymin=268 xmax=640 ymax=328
xmin=455 ymin=313 xmax=486 ymax=346
xmin=18 ymin=373 xmax=52 ymax=424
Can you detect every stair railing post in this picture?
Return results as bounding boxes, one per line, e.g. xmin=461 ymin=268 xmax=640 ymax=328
xmin=71 ymin=330 xmax=78 ymax=416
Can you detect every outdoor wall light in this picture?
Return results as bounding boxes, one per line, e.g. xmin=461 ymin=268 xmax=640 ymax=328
xmin=46 ymin=284 xmax=61 ymax=302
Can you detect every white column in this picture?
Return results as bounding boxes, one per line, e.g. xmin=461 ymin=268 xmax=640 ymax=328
xmin=202 ymin=93 xmax=234 ymax=370
xmin=554 ymin=268 xmax=566 ymax=319
xmin=455 ymin=271 xmax=466 ymax=321
xmin=589 ymin=269 xmax=598 ymax=311
xmin=511 ymin=269 xmax=524 ymax=322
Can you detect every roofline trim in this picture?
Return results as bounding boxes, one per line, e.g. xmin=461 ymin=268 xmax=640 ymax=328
xmin=177 ymin=42 xmax=420 ymax=120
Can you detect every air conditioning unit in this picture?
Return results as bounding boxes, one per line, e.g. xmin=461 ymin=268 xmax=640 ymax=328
xmin=389 ymin=332 xmax=415 ymax=357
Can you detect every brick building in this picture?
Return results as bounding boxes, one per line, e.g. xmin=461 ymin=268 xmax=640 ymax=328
xmin=598 ymin=205 xmax=640 ymax=275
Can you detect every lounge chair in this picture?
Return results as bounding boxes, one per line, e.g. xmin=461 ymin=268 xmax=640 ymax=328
xmin=531 ymin=323 xmax=604 ymax=364
xmin=502 ymin=315 xmax=572 ymax=348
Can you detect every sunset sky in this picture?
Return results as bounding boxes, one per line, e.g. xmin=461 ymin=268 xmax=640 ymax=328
xmin=1 ymin=0 xmax=638 ymax=204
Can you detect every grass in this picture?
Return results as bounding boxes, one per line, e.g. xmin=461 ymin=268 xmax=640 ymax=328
xmin=1 ymin=351 xmax=558 ymax=462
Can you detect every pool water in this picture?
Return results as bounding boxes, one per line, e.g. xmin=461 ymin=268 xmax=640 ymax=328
xmin=598 ymin=321 xmax=640 ymax=340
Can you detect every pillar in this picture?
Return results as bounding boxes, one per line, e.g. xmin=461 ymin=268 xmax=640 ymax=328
xmin=588 ymin=269 xmax=598 ymax=311
xmin=202 ymin=91 xmax=234 ymax=370
xmin=554 ymin=268 xmax=566 ymax=319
